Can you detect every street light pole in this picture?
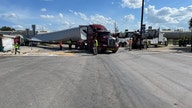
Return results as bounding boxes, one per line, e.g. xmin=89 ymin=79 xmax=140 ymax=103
xmin=140 ymin=0 xmax=144 ymax=50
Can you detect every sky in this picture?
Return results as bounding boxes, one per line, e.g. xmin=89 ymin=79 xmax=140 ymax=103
xmin=0 ymin=0 xmax=192 ymax=32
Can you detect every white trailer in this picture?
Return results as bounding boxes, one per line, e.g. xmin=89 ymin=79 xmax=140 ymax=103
xmin=0 ymin=34 xmax=15 ymax=52
xmin=144 ymin=31 xmax=168 ymax=47
xmin=31 ymin=26 xmax=88 ymax=42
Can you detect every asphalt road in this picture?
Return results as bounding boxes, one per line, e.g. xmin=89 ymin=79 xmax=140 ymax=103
xmin=0 ymin=48 xmax=192 ymax=108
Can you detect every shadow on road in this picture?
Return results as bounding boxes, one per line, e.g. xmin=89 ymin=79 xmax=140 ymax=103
xmin=169 ymin=46 xmax=192 ymax=53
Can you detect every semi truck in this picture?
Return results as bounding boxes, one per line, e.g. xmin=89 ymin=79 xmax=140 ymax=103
xmin=85 ymin=24 xmax=119 ymax=53
xmin=31 ymin=24 xmax=119 ymax=53
xmin=143 ymin=28 xmax=168 ymax=47
xmin=113 ymin=26 xmax=168 ymax=49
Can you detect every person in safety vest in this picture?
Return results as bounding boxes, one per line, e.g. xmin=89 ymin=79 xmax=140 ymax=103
xmin=14 ymin=43 xmax=20 ymax=55
xmin=93 ymin=37 xmax=98 ymax=55
xmin=68 ymin=39 xmax=72 ymax=49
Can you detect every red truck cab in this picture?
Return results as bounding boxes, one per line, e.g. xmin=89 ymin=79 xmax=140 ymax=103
xmin=87 ymin=24 xmax=119 ymax=53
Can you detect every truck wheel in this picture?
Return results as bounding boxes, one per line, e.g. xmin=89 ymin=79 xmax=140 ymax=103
xmin=179 ymin=44 xmax=181 ymax=47
xmin=100 ymin=49 xmax=105 ymax=53
xmin=112 ymin=50 xmax=117 ymax=53
xmin=122 ymin=43 xmax=124 ymax=47
xmin=124 ymin=42 xmax=127 ymax=46
xmin=119 ymin=43 xmax=122 ymax=47
xmin=165 ymin=42 xmax=168 ymax=46
xmin=75 ymin=44 xmax=78 ymax=49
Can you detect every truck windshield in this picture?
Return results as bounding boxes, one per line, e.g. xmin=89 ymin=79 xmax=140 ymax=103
xmin=98 ymin=32 xmax=111 ymax=37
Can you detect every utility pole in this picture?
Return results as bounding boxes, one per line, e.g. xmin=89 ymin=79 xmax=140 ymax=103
xmin=189 ymin=18 xmax=192 ymax=51
xmin=191 ymin=29 xmax=192 ymax=51
xmin=140 ymin=0 xmax=144 ymax=50
xmin=114 ymin=21 xmax=118 ymax=33
xmin=31 ymin=25 xmax=36 ymax=50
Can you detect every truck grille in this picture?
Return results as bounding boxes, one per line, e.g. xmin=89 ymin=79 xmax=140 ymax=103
xmin=108 ymin=38 xmax=116 ymax=47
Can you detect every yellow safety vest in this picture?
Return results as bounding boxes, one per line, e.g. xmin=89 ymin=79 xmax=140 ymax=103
xmin=68 ymin=40 xmax=72 ymax=44
xmin=95 ymin=39 xmax=98 ymax=47
xmin=14 ymin=44 xmax=18 ymax=49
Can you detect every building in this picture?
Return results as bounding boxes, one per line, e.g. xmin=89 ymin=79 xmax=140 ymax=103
xmin=0 ymin=29 xmax=38 ymax=39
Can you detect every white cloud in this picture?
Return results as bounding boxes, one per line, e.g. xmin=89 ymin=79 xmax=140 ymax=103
xmin=62 ymin=21 xmax=75 ymax=28
xmin=13 ymin=25 xmax=24 ymax=30
xmin=43 ymin=0 xmax=53 ymax=1
xmin=68 ymin=10 xmax=116 ymax=30
xmin=59 ymin=13 xmax=64 ymax=19
xmin=124 ymin=14 xmax=135 ymax=21
xmin=90 ymin=14 xmax=114 ymax=25
xmin=78 ymin=12 xmax=88 ymax=21
xmin=41 ymin=8 xmax=47 ymax=12
xmin=145 ymin=5 xmax=192 ymax=29
xmin=68 ymin=10 xmax=116 ymax=31
xmin=40 ymin=15 xmax=54 ymax=19
xmin=69 ymin=10 xmax=73 ymax=13
xmin=70 ymin=10 xmax=87 ymax=20
xmin=70 ymin=10 xmax=88 ymax=21
xmin=1 ymin=13 xmax=17 ymax=18
xmin=121 ymin=0 xmax=142 ymax=9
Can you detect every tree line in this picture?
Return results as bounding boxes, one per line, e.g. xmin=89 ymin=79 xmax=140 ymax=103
xmin=0 ymin=26 xmax=15 ymax=31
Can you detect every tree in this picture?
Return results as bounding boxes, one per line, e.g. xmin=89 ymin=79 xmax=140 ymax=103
xmin=189 ymin=18 xmax=192 ymax=51
xmin=189 ymin=18 xmax=192 ymax=29
xmin=0 ymin=26 xmax=15 ymax=31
